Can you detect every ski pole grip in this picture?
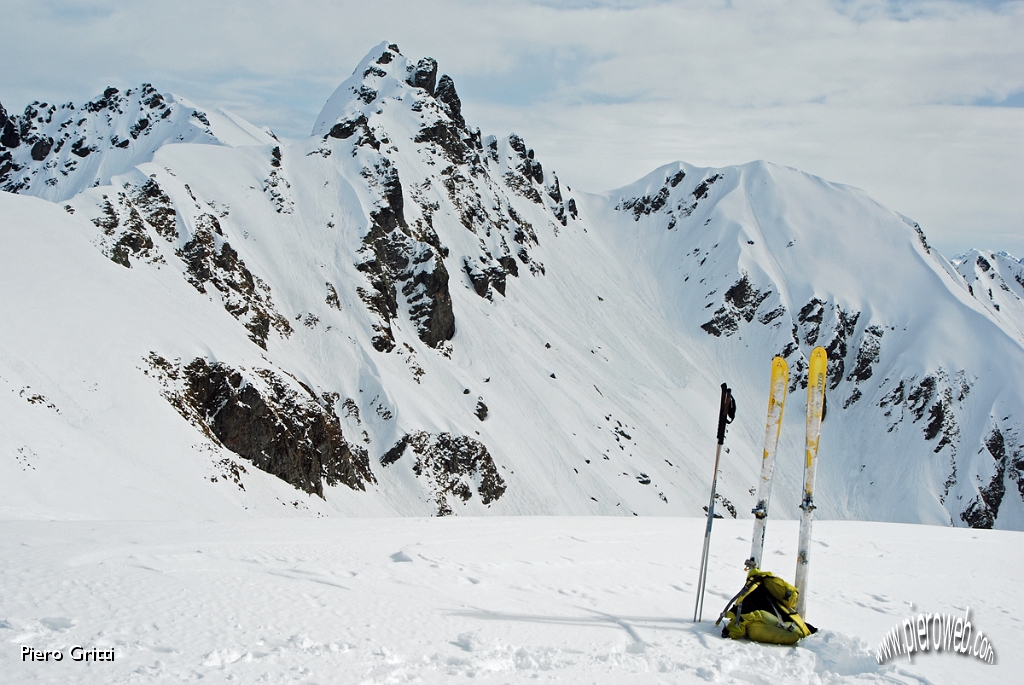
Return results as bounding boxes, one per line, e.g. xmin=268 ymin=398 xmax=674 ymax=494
xmin=716 ymin=383 xmax=735 ymax=445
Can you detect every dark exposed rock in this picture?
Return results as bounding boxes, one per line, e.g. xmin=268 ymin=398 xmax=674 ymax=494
xmin=701 ymin=307 xmax=739 ymax=337
xmin=380 ymin=431 xmax=506 ymax=515
xmin=30 ymin=137 xmax=52 ymax=161
xmin=961 ymin=428 xmax=1009 ymax=528
xmin=129 ymin=178 xmax=178 ymax=241
xmin=407 ymin=57 xmax=438 ymax=96
xmin=905 ymin=218 xmax=931 ymax=254
xmin=177 ymin=213 xmax=292 ymax=348
xmin=0 ymin=151 xmax=18 ymax=181
xmin=435 ymin=75 xmax=465 ymax=129
xmin=619 ymin=186 xmax=670 ymax=220
xmin=716 ymin=493 xmax=738 ymax=519
xmin=905 ymin=375 xmax=936 ymax=422
xmin=356 ymin=86 xmax=378 ymax=104
xmin=692 ymin=174 xmax=721 ymax=201
xmin=497 ymin=255 xmax=518 ymax=278
xmin=797 ymin=298 xmax=826 ymax=345
xmin=381 ymin=435 xmax=408 ymax=466
xmin=90 ymin=193 xmax=155 ymax=268
xmin=82 ymin=87 xmax=120 ymax=113
xmin=325 ymin=282 xmax=342 ymax=310
xmin=129 ymin=117 xmax=150 ymax=139
xmin=475 ymin=399 xmax=488 ymax=421
xmin=701 ymin=273 xmax=771 ymax=337
xmin=408 ymin=257 xmax=456 ymax=346
xmin=70 ymin=137 xmax=95 ymax=157
xmin=758 ymin=306 xmax=785 ymax=325
xmin=724 ymin=274 xmax=771 ymax=319
xmin=462 ymin=257 xmax=517 ymax=300
xmin=847 ymin=324 xmax=883 ymax=384
xmin=147 ymin=354 xmax=373 ymax=497
xmin=463 ymin=259 xmax=491 ymax=298
xmin=326 ymin=113 xmax=381 ymax=152
xmin=878 ymin=370 xmax=965 ymax=459
xmin=824 ymin=307 xmax=859 ymax=390
xmin=356 ymin=159 xmax=455 ymax=350
xmin=414 ymin=121 xmax=466 ymax=165
xmin=1 ymin=119 xmax=19 ymax=148
xmin=141 ymin=84 xmax=165 ymax=109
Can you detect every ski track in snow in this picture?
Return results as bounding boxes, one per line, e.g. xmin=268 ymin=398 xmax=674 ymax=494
xmin=2 ymin=517 xmax=1017 ymax=684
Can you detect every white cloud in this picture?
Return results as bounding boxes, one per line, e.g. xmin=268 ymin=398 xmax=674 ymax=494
xmin=2 ymin=0 xmax=1021 ymax=256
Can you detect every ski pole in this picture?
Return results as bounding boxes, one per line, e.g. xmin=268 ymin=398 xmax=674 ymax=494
xmin=694 ymin=382 xmax=736 ymax=623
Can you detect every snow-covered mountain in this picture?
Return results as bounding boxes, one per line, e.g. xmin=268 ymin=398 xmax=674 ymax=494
xmin=2 ymin=42 xmax=1022 ymax=529
xmin=0 ymin=84 xmax=276 ymax=202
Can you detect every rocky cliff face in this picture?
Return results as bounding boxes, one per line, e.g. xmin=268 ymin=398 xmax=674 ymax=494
xmin=2 ymin=43 xmax=1023 ymax=528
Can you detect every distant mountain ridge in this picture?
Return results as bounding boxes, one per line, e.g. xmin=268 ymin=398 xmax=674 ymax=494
xmin=0 ymin=84 xmax=276 ymax=202
xmin=1 ymin=42 xmax=1022 ymax=529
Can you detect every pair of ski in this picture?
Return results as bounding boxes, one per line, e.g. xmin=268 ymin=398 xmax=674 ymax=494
xmin=749 ymin=347 xmax=826 ymax=619
xmin=693 ymin=347 xmax=826 ymax=622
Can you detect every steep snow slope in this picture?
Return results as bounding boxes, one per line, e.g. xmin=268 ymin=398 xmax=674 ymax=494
xmin=2 ymin=42 xmax=1022 ymax=528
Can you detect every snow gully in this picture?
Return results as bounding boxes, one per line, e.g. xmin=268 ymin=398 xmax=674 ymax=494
xmin=875 ymin=606 xmax=996 ymax=665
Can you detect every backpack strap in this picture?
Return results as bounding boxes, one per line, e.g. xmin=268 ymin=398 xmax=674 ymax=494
xmin=715 ymin=576 xmax=760 ymax=626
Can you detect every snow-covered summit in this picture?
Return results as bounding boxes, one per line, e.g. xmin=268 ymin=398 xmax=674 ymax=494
xmin=0 ymin=84 xmax=276 ymax=202
xmin=312 ymin=42 xmax=466 ymax=138
xmin=1 ymin=43 xmax=1023 ymax=530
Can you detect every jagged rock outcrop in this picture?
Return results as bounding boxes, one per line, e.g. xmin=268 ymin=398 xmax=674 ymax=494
xmin=146 ymin=355 xmax=373 ymax=496
xmin=177 ymin=213 xmax=292 ymax=349
xmin=381 ymin=431 xmax=506 ymax=515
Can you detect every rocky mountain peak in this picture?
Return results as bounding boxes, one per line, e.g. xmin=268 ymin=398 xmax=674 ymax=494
xmin=0 ymin=84 xmax=275 ymax=203
xmin=312 ymin=42 xmax=470 ymax=139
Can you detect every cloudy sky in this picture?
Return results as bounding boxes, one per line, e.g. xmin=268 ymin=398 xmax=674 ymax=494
xmin=3 ymin=0 xmax=1022 ymax=257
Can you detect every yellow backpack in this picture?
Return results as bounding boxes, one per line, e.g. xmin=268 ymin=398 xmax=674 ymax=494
xmin=716 ymin=568 xmax=816 ymax=645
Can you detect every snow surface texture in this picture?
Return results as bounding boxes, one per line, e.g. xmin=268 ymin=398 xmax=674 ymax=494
xmin=2 ymin=517 xmax=1019 ymax=684
xmin=2 ymin=42 xmax=1024 ymax=528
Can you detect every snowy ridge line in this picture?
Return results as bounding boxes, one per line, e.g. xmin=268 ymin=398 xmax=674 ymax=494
xmin=1 ymin=41 xmax=1024 ymax=528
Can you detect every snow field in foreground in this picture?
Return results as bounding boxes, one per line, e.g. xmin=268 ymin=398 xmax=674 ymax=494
xmin=1 ymin=517 xmax=1019 ymax=684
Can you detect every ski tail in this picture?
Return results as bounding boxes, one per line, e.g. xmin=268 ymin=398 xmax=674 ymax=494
xmin=747 ymin=356 xmax=789 ymax=570
xmin=794 ymin=346 xmax=827 ymax=618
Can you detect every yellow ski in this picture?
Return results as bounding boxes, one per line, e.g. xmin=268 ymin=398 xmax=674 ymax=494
xmin=746 ymin=356 xmax=789 ymax=570
xmin=794 ymin=346 xmax=827 ymax=618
